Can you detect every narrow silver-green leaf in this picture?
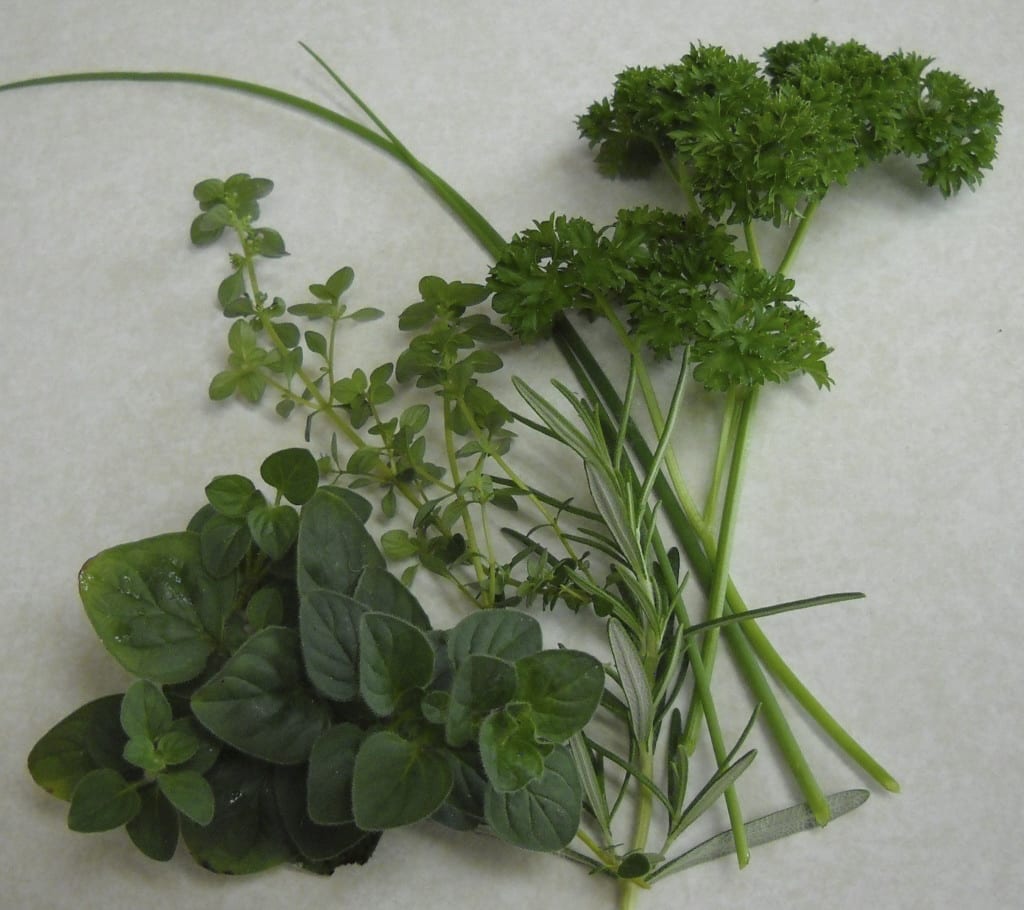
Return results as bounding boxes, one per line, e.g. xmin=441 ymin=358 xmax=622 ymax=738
xmin=608 ymin=620 xmax=653 ymax=744
xmin=511 ymin=376 xmax=602 ymax=464
xmin=568 ymin=732 xmax=611 ymax=836
xmin=585 ymin=464 xmax=645 ymax=571
xmin=672 ymin=749 xmax=756 ymax=837
xmin=651 ymin=789 xmax=869 ymax=881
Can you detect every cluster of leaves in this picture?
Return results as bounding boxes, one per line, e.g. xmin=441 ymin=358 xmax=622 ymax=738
xmin=578 ymin=36 xmax=1003 ymax=222
xmin=487 ymin=207 xmax=832 ymax=390
xmin=194 ymin=178 xmax=598 ymax=611
xmin=28 ymin=457 xmax=605 ymax=870
xmin=16 ymin=35 xmax=1003 ymax=903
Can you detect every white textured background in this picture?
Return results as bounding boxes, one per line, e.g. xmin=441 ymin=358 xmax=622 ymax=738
xmin=1 ymin=2 xmax=1021 ymax=908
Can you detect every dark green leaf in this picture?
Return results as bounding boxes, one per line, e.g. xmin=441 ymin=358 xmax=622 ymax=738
xmin=514 ymin=650 xmax=604 ymax=742
xmin=617 ymin=852 xmax=654 ymax=879
xmin=205 ymin=474 xmax=259 ymax=517
xmin=193 ymin=178 xmax=225 ymax=204
xmin=127 ymin=786 xmax=179 ymax=861
xmin=306 ymin=723 xmax=365 ymax=825
xmin=208 ymin=370 xmax=238 ymax=400
xmin=446 ymin=610 xmax=542 ymax=668
xmin=399 ymin=403 xmax=431 ymax=434
xmin=28 ymin=696 xmax=128 ymax=800
xmin=298 ymin=488 xmax=385 ymax=599
xmin=191 ymin=627 xmax=331 ymax=765
xmin=254 ymin=227 xmax=287 ymax=258
xmin=247 ymin=503 xmax=300 ymax=560
xmin=217 ymin=269 xmax=246 ymax=309
xmin=158 ymin=770 xmax=215 ymax=825
xmin=260 ymin=448 xmax=320 ymax=506
xmin=352 ymin=565 xmax=431 ymax=630
xmin=120 ymin=680 xmax=173 ymax=742
xmin=445 ymin=654 xmax=517 ymax=747
xmin=274 ymin=765 xmax=369 ymax=862
xmin=155 ymin=729 xmax=201 ymax=767
xmin=79 ymin=533 xmax=237 ymax=685
xmin=358 ymin=613 xmax=435 ymax=716
xmin=200 ymin=513 xmax=252 ymax=576
xmin=68 ymin=768 xmax=141 ymax=833
xmin=180 ymin=751 xmax=295 ymax=874
xmin=272 ymin=321 xmax=301 ymax=349
xmin=305 ymin=330 xmax=329 ymax=358
xmin=325 ymin=266 xmax=355 ymax=298
xmin=351 ymin=731 xmax=453 ymax=830
xmin=484 ymin=745 xmax=581 ymax=851
xmin=347 ymin=307 xmax=384 ymax=322
xmin=380 ymin=529 xmax=418 ymax=560
xmin=123 ymin=737 xmax=164 ymax=773
xmin=247 ymin=587 xmax=285 ymax=630
xmin=300 ymin=588 xmax=365 ymax=702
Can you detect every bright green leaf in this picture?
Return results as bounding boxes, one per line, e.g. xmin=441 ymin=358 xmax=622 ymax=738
xmin=79 ymin=533 xmax=237 ymax=685
xmin=479 ymin=705 xmax=546 ymax=792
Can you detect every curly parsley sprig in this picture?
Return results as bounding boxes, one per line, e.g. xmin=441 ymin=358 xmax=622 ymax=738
xmin=578 ymin=36 xmax=1003 ymax=223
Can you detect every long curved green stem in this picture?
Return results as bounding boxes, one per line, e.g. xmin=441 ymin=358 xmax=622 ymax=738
xmin=0 ymin=69 xmax=507 ymax=259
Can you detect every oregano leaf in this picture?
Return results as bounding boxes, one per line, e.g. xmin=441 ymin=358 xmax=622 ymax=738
xmin=484 ymin=745 xmax=582 ymax=851
xmin=358 ymin=612 xmax=435 ymax=717
xmin=351 ymin=731 xmax=453 ymax=830
xmin=67 ymin=768 xmax=142 ymax=833
xmin=191 ymin=627 xmax=331 ymax=765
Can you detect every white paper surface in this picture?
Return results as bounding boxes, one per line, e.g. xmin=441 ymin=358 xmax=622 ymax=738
xmin=1 ymin=2 xmax=1021 ymax=908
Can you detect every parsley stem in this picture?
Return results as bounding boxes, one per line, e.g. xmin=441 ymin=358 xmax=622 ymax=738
xmin=651 ymin=534 xmax=750 ymax=865
xmin=743 ymin=220 xmax=764 ymax=270
xmin=553 ymin=318 xmax=833 ymax=819
xmin=680 ymin=386 xmax=759 ymax=754
xmin=703 ymin=387 xmax=740 ymax=525
xmin=778 ymin=198 xmax=821 ymax=275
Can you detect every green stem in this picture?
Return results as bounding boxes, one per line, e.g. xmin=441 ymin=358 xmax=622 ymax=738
xmin=0 ymin=69 xmax=507 ymax=259
xmin=441 ymin=396 xmax=489 ymax=596
xmin=778 ymin=198 xmax=821 ymax=275
xmin=554 ymin=319 xmax=833 ymax=820
xmin=681 ymin=386 xmax=760 ymax=753
xmin=703 ymin=387 xmax=739 ymax=525
xmin=743 ymin=220 xmax=764 ymax=270
xmin=651 ymin=535 xmax=749 ymax=865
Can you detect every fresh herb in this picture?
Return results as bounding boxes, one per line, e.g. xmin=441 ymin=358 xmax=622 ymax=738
xmin=6 ymin=33 xmax=1001 ymax=910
